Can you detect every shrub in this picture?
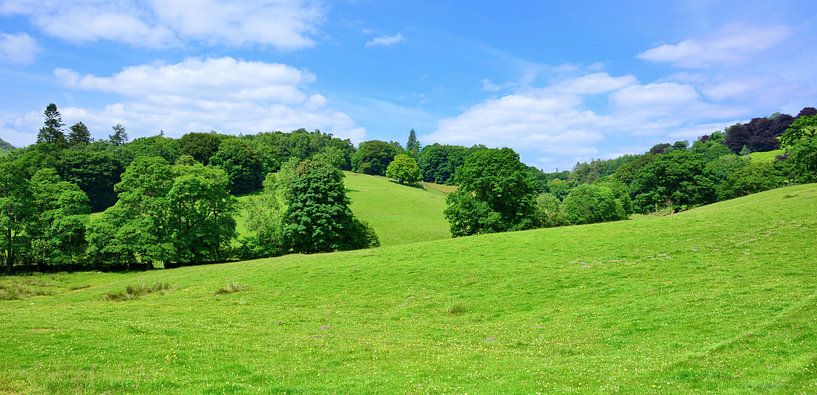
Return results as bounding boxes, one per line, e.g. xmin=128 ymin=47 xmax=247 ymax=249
xmin=385 ymin=154 xmax=422 ymax=184
xmin=106 ymin=283 xmax=172 ymax=301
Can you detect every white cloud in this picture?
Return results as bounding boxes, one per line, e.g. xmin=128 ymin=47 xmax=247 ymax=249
xmin=4 ymin=57 xmax=366 ymax=146
xmin=637 ymin=24 xmax=792 ymax=68
xmin=0 ymin=0 xmax=324 ymax=49
xmin=0 ymin=31 xmax=40 ymax=64
xmin=427 ymin=71 xmax=761 ymax=170
xmin=365 ymin=33 xmax=405 ymax=48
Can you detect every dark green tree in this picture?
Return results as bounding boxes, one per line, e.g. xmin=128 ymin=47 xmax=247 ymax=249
xmin=67 ymin=122 xmax=92 ymax=146
xmin=209 ymin=138 xmax=264 ymax=194
xmin=108 ymin=124 xmax=128 ymax=146
xmin=351 ymin=140 xmax=403 ymax=175
xmin=0 ymin=161 xmax=35 ymax=272
xmin=28 ymin=169 xmax=90 ymax=270
xmin=37 ymin=103 xmax=67 ymax=147
xmin=444 ymin=148 xmax=537 ymax=236
xmin=561 ymin=184 xmax=627 ymax=225
xmin=386 ymin=153 xmax=421 ymax=184
xmin=119 ymin=135 xmax=179 ymax=165
xmin=631 ymin=150 xmax=716 ymax=213
xmin=178 ymin=132 xmax=224 ymax=165
xmin=406 ymin=129 xmax=421 ymax=156
xmin=166 ymin=163 xmax=237 ymax=264
xmin=416 ymin=143 xmax=470 ymax=184
xmin=58 ymin=149 xmax=125 ymax=211
xmin=281 ymin=160 xmax=378 ymax=253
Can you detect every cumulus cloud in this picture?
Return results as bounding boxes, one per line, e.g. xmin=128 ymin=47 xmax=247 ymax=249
xmin=637 ymin=24 xmax=792 ymax=68
xmin=5 ymin=57 xmax=366 ymax=146
xmin=0 ymin=31 xmax=40 ymax=64
xmin=0 ymin=0 xmax=324 ymax=49
xmin=365 ymin=33 xmax=405 ymax=48
xmin=426 ymin=70 xmax=758 ymax=169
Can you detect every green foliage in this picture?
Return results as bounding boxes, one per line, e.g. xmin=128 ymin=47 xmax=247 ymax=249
xmin=108 ymin=124 xmax=128 ymax=146
xmin=561 ymin=184 xmax=627 ymax=225
xmin=248 ymin=129 xmax=354 ymax=172
xmin=28 ymin=169 xmax=90 ymax=269
xmin=281 ymin=160 xmax=378 ymax=253
xmin=385 ymin=154 xmax=421 ymax=184
xmin=57 ymin=148 xmax=125 ymax=212
xmin=87 ymin=157 xmax=236 ymax=269
xmin=178 ymin=132 xmax=224 ymax=165
xmin=406 ymin=129 xmax=420 ymax=156
xmin=119 ymin=135 xmax=179 ymax=165
xmin=312 ymin=146 xmax=349 ymax=170
xmin=690 ymin=135 xmax=732 ymax=162
xmin=417 ymin=143 xmax=470 ymax=184
xmin=36 ymin=103 xmax=66 ymax=148
xmin=67 ymin=122 xmax=92 ymax=147
xmin=209 ymin=138 xmax=264 ymax=194
xmin=445 ymin=148 xmax=537 ymax=236
xmin=352 ymin=140 xmax=403 ymax=175
xmin=787 ymin=137 xmax=817 ymax=183
xmin=632 ymin=150 xmax=716 ymax=213
xmin=779 ymin=114 xmax=817 ymax=149
xmin=0 ymin=161 xmax=35 ymax=272
xmin=534 ymin=193 xmax=565 ymax=228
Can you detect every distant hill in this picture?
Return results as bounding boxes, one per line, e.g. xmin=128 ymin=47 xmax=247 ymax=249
xmin=235 ymin=171 xmax=451 ymax=247
xmin=3 ymin=183 xmax=816 ymax=392
xmin=0 ymin=138 xmax=13 ymax=151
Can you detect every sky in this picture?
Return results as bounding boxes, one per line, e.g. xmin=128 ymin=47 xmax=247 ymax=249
xmin=1 ymin=0 xmax=816 ymax=171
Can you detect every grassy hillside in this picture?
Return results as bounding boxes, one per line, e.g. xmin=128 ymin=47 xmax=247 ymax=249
xmin=2 ymin=184 xmax=816 ymax=392
xmin=236 ymin=172 xmax=450 ymax=247
xmin=748 ymin=149 xmax=784 ymax=163
xmin=343 ymin=172 xmax=450 ymax=245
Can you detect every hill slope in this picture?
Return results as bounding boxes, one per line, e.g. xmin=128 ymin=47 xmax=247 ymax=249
xmin=343 ymin=172 xmax=450 ymax=245
xmin=236 ymin=172 xmax=451 ymax=247
xmin=2 ymin=184 xmax=817 ymax=392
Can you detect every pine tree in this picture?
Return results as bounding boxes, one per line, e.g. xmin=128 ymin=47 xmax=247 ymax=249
xmin=68 ymin=122 xmax=92 ymax=146
xmin=109 ymin=123 xmax=128 ymax=146
xmin=37 ymin=103 xmax=67 ymax=147
xmin=406 ymin=129 xmax=420 ymax=156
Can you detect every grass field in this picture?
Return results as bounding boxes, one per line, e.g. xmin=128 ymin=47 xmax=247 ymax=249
xmin=748 ymin=149 xmax=784 ymax=163
xmin=236 ymin=172 xmax=451 ymax=247
xmin=3 ymin=184 xmax=817 ymax=392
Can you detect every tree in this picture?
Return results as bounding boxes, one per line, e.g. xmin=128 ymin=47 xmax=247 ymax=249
xmin=28 ymin=169 xmax=90 ymax=270
xmin=351 ymin=140 xmax=403 ymax=175
xmin=631 ymin=150 xmax=716 ymax=213
xmin=561 ymin=184 xmax=626 ymax=225
xmin=417 ymin=143 xmax=470 ymax=184
xmin=67 ymin=122 xmax=92 ymax=146
xmin=281 ymin=160 xmax=378 ymax=253
xmin=385 ymin=154 xmax=421 ymax=184
xmin=166 ymin=163 xmax=237 ymax=264
xmin=58 ymin=149 xmax=125 ymax=211
xmin=178 ymin=132 xmax=224 ymax=165
xmin=779 ymin=115 xmax=817 ymax=149
xmin=787 ymin=137 xmax=817 ymax=183
xmin=119 ymin=135 xmax=179 ymax=165
xmin=37 ymin=103 xmax=67 ymax=147
xmin=312 ymin=146 xmax=349 ymax=170
xmin=209 ymin=138 xmax=263 ymax=194
xmin=0 ymin=161 xmax=35 ymax=272
xmin=444 ymin=148 xmax=537 ymax=236
xmin=406 ymin=129 xmax=420 ymax=156
xmin=535 ymin=193 xmax=564 ymax=228
xmin=108 ymin=124 xmax=128 ymax=146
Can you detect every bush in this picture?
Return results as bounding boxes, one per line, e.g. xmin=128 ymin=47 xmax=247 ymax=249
xmin=561 ymin=184 xmax=627 ymax=225
xmin=106 ymin=283 xmax=171 ymax=301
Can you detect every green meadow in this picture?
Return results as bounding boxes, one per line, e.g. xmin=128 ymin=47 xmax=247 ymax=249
xmin=236 ymin=172 xmax=451 ymax=247
xmin=748 ymin=149 xmax=784 ymax=163
xmin=2 ymin=184 xmax=816 ymax=393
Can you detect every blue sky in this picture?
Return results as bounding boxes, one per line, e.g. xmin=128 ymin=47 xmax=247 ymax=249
xmin=1 ymin=0 xmax=816 ymax=170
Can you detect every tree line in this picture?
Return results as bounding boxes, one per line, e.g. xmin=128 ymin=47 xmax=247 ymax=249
xmin=2 ymin=103 xmax=816 ymax=272
xmin=0 ymin=104 xmax=372 ymax=272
